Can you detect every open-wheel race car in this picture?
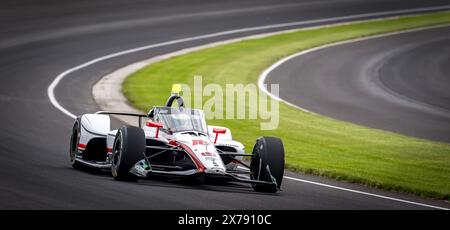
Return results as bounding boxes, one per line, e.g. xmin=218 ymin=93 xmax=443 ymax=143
xmin=69 ymin=84 xmax=285 ymax=192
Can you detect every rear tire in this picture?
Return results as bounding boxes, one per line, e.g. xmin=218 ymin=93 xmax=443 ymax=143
xmin=250 ymin=137 xmax=285 ymax=193
xmin=111 ymin=126 xmax=145 ymax=182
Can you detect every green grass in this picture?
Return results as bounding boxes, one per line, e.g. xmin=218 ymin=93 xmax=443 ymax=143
xmin=123 ymin=11 xmax=450 ymax=199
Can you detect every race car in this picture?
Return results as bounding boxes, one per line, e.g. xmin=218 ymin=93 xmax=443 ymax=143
xmin=69 ymin=84 xmax=285 ymax=192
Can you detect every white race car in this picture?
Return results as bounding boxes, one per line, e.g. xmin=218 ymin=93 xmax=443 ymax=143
xmin=69 ymin=85 xmax=284 ymax=192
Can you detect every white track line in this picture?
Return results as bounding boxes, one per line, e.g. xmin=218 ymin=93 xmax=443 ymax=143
xmin=47 ymin=6 xmax=450 ymax=209
xmin=48 ymin=5 xmax=450 ymax=119
xmin=284 ymin=176 xmax=449 ymax=210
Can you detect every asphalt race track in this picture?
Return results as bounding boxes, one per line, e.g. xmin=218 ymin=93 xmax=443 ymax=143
xmin=265 ymin=26 xmax=450 ymax=143
xmin=1 ymin=0 xmax=450 ymax=209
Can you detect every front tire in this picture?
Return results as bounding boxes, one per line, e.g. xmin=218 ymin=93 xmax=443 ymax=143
xmin=69 ymin=119 xmax=83 ymax=169
xmin=111 ymin=126 xmax=145 ymax=182
xmin=250 ymin=137 xmax=285 ymax=193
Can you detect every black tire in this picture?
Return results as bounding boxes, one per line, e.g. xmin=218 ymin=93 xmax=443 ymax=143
xmin=69 ymin=119 xmax=83 ymax=169
xmin=250 ymin=137 xmax=285 ymax=193
xmin=111 ymin=126 xmax=145 ymax=182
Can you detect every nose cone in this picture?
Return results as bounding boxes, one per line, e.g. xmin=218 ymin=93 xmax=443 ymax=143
xmin=200 ymin=151 xmax=226 ymax=174
xmin=194 ymin=142 xmax=226 ymax=174
xmin=178 ymin=133 xmax=226 ymax=174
